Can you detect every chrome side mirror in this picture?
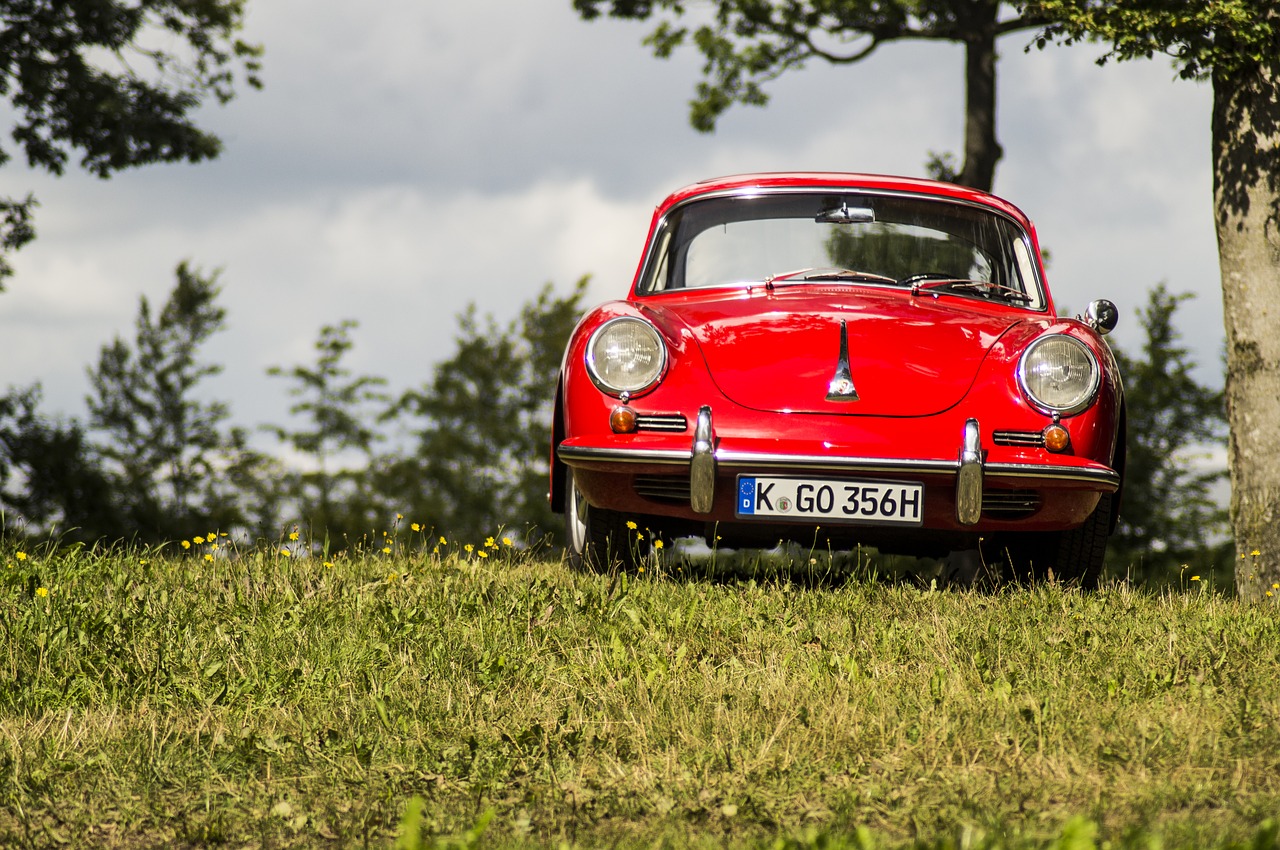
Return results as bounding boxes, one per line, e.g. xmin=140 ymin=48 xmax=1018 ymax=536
xmin=1084 ymin=299 xmax=1118 ymax=335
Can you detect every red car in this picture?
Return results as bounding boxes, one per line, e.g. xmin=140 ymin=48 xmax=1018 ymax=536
xmin=551 ymin=173 xmax=1124 ymax=585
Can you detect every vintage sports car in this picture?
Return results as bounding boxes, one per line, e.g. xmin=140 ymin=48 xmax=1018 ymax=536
xmin=551 ymin=173 xmax=1124 ymax=584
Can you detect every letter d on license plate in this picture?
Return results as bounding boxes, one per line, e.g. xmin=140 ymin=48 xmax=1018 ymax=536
xmin=736 ymin=476 xmax=924 ymax=526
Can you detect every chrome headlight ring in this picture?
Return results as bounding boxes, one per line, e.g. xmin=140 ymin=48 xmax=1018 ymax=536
xmin=1017 ymin=334 xmax=1101 ymax=416
xmin=585 ymin=316 xmax=667 ymax=397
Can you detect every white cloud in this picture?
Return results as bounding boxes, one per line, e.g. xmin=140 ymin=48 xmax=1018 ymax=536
xmin=0 ymin=0 xmax=1230 ymax=442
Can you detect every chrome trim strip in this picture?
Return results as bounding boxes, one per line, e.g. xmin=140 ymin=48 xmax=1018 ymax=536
xmin=713 ymin=450 xmax=956 ymax=475
xmin=636 ymin=414 xmax=688 ymax=432
xmin=690 ymin=406 xmax=716 ymax=513
xmin=557 ymin=445 xmax=1120 ymax=489
xmin=993 ymin=429 xmax=1045 ymax=447
xmin=558 ymin=446 xmax=691 ymax=465
xmin=634 ymin=184 xmax=1049 ymax=308
xmin=984 ymin=462 xmax=1120 ymax=488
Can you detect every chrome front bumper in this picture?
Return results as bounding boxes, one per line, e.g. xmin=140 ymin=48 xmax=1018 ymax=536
xmin=557 ymin=408 xmax=1121 ymax=526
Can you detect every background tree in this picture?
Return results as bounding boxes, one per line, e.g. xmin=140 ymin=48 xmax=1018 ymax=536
xmin=1024 ymin=1 xmax=1280 ymax=599
xmin=0 ymin=384 xmax=121 ymax=542
xmin=572 ymin=0 xmax=1046 ymax=191
xmin=265 ymin=320 xmax=389 ymax=545
xmin=376 ymin=279 xmax=589 ymax=546
xmin=85 ymin=262 xmax=253 ymax=540
xmin=1108 ymin=285 xmax=1229 ymax=581
xmin=0 ymin=0 xmax=262 ymax=289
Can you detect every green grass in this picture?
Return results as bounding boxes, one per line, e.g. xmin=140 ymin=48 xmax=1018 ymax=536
xmin=2 ymin=536 xmax=1279 ymax=849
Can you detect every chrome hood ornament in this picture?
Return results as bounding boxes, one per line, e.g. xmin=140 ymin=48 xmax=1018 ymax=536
xmin=826 ymin=319 xmax=860 ymax=402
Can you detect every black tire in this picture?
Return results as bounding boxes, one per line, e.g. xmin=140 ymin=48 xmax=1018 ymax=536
xmin=1051 ymin=490 xmax=1113 ymax=589
xmin=986 ymin=491 xmax=1113 ymax=589
xmin=564 ymin=468 xmax=648 ymax=572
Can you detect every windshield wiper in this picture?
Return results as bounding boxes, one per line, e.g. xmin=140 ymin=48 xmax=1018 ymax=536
xmin=900 ymin=273 xmax=1031 ymax=303
xmin=763 ymin=267 xmax=898 ymax=289
xmin=800 ymin=268 xmax=897 ymax=284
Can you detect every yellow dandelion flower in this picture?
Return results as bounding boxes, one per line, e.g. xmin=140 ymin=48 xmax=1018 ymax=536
xmin=1269 ymin=591 xmax=1275 ymax=598
xmin=1273 ymin=583 xmax=1279 ymax=590
xmin=478 ymin=550 xmax=489 ymax=559
xmin=15 ymin=551 xmax=27 ymax=561
xmin=323 ymin=561 xmax=334 ymax=568
xmin=638 ymin=566 xmax=644 ymax=573
xmin=289 ymin=531 xmax=300 ymax=541
xmin=431 ymin=547 xmax=439 ymax=556
xmin=636 ymin=532 xmax=643 ymax=541
xmin=193 ymin=536 xmax=204 ymax=545
xmin=1191 ymin=576 xmax=1200 ymax=581
xmin=279 ymin=548 xmax=291 ymax=557
xmin=464 ymin=544 xmax=474 ymax=554
xmin=626 ymin=521 xmax=638 ymax=530
xmin=181 ymin=540 xmax=192 ymax=550
xmin=204 ymin=553 xmax=214 ymax=562
xmin=382 ymin=546 xmax=392 ymax=555
xmin=653 ymin=540 xmax=664 ymax=550
xmin=1251 ymin=549 xmax=1261 ymax=556
xmin=502 ymin=537 xmax=513 ymax=546
xmin=396 ymin=513 xmax=404 ymax=520
xmin=35 ymin=586 xmax=48 ymax=598
xmin=439 ymin=536 xmax=447 ymax=545
xmin=485 ymin=536 xmax=496 ymax=548
xmin=411 ymin=523 xmax=421 ymax=532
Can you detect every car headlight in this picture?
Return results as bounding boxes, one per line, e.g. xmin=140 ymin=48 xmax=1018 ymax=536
xmin=1018 ymin=334 xmax=1100 ymax=415
xmin=586 ymin=317 xmax=666 ymax=396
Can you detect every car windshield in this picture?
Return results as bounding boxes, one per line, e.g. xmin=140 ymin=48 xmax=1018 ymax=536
xmin=637 ymin=191 xmax=1045 ymax=309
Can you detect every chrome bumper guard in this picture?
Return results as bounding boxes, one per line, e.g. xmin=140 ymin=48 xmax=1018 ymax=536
xmin=956 ymin=418 xmax=984 ymax=526
xmin=690 ymin=406 xmax=716 ymax=514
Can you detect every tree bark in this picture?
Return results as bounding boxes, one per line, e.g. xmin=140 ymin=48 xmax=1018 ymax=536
xmin=1213 ymin=49 xmax=1280 ymax=600
xmin=958 ymin=0 xmax=1002 ymax=192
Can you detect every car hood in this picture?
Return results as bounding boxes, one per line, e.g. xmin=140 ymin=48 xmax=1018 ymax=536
xmin=648 ymin=287 xmax=1025 ymax=416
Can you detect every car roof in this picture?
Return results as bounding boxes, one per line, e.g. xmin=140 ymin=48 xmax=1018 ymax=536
xmin=656 ymin=172 xmax=1034 ymax=228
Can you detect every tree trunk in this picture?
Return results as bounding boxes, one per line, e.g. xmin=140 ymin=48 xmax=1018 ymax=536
xmin=958 ymin=1 xmax=1002 ymax=192
xmin=1213 ymin=51 xmax=1280 ymax=601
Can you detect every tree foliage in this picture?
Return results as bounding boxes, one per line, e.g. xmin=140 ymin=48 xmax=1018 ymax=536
xmin=1022 ymin=0 xmax=1280 ymax=598
xmin=1108 ymin=285 xmax=1228 ymax=579
xmin=572 ymin=0 xmax=1046 ymax=190
xmin=376 ymin=279 xmax=589 ymax=545
xmin=0 ymin=384 xmax=121 ymax=542
xmin=85 ymin=262 xmax=255 ymax=539
xmin=0 ymin=0 xmax=262 ymax=289
xmin=265 ymin=320 xmax=389 ymax=544
xmin=1025 ymin=1 xmax=1275 ymax=80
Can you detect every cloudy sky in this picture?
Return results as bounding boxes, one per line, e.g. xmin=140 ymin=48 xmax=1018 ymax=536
xmin=1 ymin=0 xmax=1220 ymax=442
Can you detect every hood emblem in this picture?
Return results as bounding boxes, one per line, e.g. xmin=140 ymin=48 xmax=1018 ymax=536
xmin=826 ymin=319 xmax=860 ymax=402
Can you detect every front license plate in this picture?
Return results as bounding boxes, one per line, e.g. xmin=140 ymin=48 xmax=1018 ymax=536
xmin=736 ymin=476 xmax=924 ymax=526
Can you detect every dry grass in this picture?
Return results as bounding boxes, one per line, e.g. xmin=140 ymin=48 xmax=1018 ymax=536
xmin=2 ymin=537 xmax=1279 ymax=848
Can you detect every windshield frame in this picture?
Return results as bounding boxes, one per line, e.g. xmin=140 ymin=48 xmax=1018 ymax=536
xmin=632 ymin=186 xmax=1049 ymax=312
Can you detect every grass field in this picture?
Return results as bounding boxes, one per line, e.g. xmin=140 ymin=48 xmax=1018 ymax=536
xmin=2 ymin=534 xmax=1279 ymax=849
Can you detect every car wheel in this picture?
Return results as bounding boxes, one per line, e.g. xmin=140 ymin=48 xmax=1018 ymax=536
xmin=564 ymin=468 xmax=648 ymax=572
xmin=1050 ymin=490 xmax=1112 ymax=589
xmin=986 ymin=491 xmax=1113 ymax=588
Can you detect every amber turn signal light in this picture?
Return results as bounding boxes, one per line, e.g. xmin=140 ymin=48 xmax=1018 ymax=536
xmin=1043 ymin=423 xmax=1070 ymax=453
xmin=610 ymin=405 xmax=638 ymax=434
